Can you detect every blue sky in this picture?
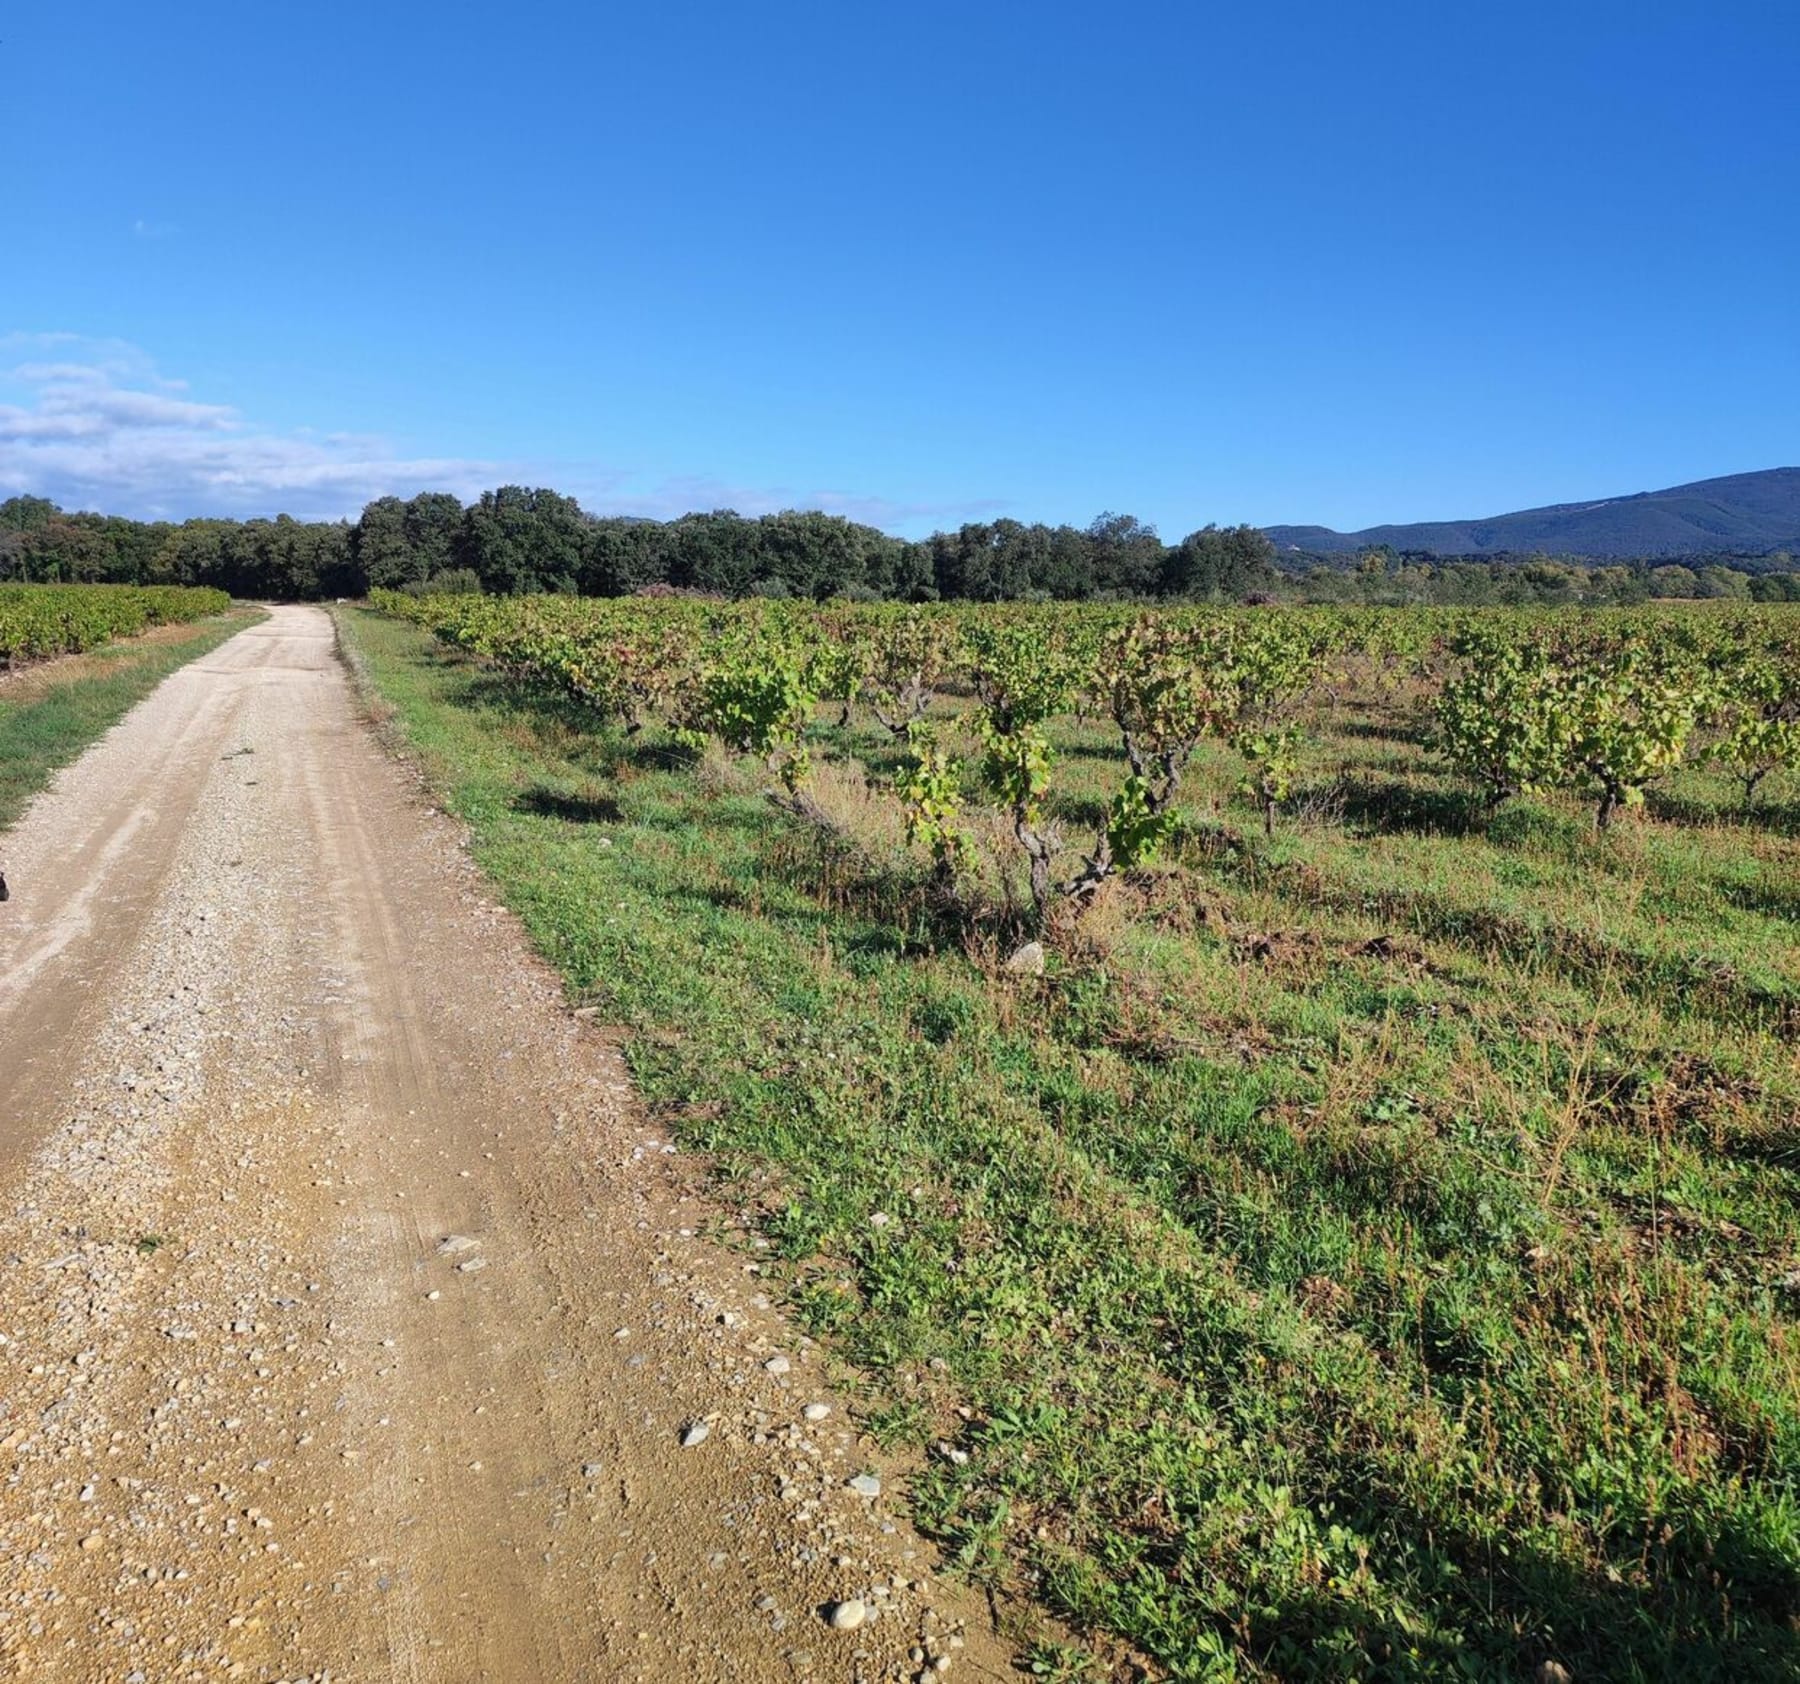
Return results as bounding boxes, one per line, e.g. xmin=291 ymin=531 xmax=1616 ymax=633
xmin=2 ymin=1 xmax=1796 ymax=535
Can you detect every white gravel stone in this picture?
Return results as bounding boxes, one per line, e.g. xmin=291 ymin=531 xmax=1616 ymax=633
xmin=1003 ymin=940 xmax=1046 ymax=975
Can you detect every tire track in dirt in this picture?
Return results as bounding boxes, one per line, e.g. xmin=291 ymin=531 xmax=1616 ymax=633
xmin=0 ymin=606 xmax=1014 ymax=1683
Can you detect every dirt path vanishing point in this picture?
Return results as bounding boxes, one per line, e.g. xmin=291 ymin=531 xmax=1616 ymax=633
xmin=0 ymin=606 xmax=1016 ymax=1684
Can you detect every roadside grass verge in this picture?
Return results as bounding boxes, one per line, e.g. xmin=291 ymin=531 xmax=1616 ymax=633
xmin=0 ymin=607 xmax=263 ymax=830
xmin=339 ymin=607 xmax=1800 ymax=1684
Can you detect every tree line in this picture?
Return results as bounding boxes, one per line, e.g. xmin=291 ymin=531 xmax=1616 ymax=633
xmin=3 ymin=488 xmax=1797 ymax=605
xmin=1291 ymin=551 xmax=1800 ymax=605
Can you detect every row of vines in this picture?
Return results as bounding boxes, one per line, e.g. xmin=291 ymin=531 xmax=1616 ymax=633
xmin=373 ymin=590 xmax=1800 ymax=920
xmin=0 ymin=583 xmax=232 ymax=667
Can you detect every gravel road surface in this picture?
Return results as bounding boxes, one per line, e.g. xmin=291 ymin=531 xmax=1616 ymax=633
xmin=0 ymin=606 xmax=1013 ymax=1683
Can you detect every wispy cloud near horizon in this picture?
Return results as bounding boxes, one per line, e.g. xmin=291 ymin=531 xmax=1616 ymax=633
xmin=0 ymin=334 xmax=510 ymax=521
xmin=0 ymin=334 xmax=1004 ymax=535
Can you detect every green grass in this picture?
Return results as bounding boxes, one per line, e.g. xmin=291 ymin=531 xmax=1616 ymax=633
xmin=339 ymin=607 xmax=1800 ymax=1684
xmin=0 ymin=608 xmax=262 ymax=829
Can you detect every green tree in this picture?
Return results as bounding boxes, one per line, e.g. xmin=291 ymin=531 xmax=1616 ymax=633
xmin=354 ymin=497 xmax=416 ymax=589
xmin=0 ymin=495 xmax=60 ymax=532
xmin=459 ymin=486 xmax=590 ymax=594
xmin=1085 ymin=512 xmax=1162 ymax=596
xmin=1697 ymin=566 xmax=1752 ymax=600
xmin=1163 ymin=524 xmax=1277 ymax=600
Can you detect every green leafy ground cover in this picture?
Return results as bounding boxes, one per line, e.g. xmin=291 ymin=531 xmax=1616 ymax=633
xmin=338 ymin=606 xmax=1800 ymax=1682
xmin=0 ymin=607 xmax=261 ymax=829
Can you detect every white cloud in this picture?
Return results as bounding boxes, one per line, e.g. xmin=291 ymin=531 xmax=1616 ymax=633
xmin=12 ymin=362 xmax=113 ymax=384
xmin=0 ymin=338 xmax=510 ymax=520
xmin=0 ymin=373 xmax=237 ymax=441
xmin=0 ymin=334 xmax=1002 ymax=534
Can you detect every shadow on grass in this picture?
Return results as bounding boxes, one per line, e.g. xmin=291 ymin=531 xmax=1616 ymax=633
xmin=1223 ymin=1525 xmax=1800 ymax=1682
xmin=614 ymin=736 xmax=702 ymax=773
xmin=1050 ymin=793 xmax=1111 ymax=832
xmin=1332 ymin=778 xmax=1486 ymax=837
xmin=1717 ymin=1121 xmax=1800 ymax=1173
xmin=514 ymin=786 xmax=623 ymax=825
xmin=1722 ymin=879 xmax=1800 ymax=924
xmin=1646 ymin=790 xmax=1800 ymax=838
xmin=1332 ymin=717 xmax=1430 ymax=747
xmin=459 ymin=666 xmax=605 ymax=729
xmin=1060 ymin=737 xmax=1130 ymax=762
xmin=825 ymin=735 xmax=913 ymax=781
xmin=679 ymin=870 xmax=966 ymax=961
xmin=670 ymin=820 xmax=1028 ymax=957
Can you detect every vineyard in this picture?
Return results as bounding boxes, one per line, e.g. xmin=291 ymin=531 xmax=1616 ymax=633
xmin=0 ymin=582 xmax=232 ymax=667
xmin=356 ymin=592 xmax=1800 ymax=1680
xmin=374 ymin=591 xmax=1800 ymax=883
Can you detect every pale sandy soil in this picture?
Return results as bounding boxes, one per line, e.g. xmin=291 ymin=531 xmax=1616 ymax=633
xmin=0 ymin=606 xmax=1015 ymax=1683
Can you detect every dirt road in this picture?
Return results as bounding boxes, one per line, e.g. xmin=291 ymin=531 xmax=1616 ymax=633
xmin=0 ymin=607 xmax=1013 ymax=1683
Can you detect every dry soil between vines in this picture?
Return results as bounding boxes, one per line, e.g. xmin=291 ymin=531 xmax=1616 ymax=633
xmin=0 ymin=605 xmax=1014 ymax=1683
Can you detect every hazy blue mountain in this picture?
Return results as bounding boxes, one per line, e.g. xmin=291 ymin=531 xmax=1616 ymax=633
xmin=1264 ymin=468 xmax=1800 ymax=557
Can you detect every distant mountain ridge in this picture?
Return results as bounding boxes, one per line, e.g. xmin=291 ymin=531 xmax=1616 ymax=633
xmin=1264 ymin=467 xmax=1800 ymax=558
